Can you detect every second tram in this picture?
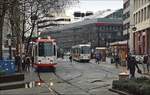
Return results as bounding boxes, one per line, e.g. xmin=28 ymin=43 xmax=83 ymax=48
xmin=71 ymin=44 xmax=91 ymax=62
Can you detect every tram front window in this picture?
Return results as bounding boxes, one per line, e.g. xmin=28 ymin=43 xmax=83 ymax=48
xmin=38 ymin=42 xmax=54 ymax=56
xmin=81 ymin=46 xmax=90 ymax=54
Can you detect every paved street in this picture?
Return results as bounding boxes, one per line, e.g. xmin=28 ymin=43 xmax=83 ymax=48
xmin=1 ymin=58 xmax=122 ymax=95
xmin=1 ymin=58 xmax=149 ymax=95
xmin=2 ymin=57 xmax=149 ymax=95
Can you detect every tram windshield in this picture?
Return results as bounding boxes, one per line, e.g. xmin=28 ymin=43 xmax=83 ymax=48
xmin=81 ymin=46 xmax=90 ymax=54
xmin=38 ymin=42 xmax=54 ymax=56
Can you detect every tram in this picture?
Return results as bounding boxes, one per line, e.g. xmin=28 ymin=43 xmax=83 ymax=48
xmin=71 ymin=44 xmax=91 ymax=62
xmin=32 ymin=37 xmax=57 ymax=72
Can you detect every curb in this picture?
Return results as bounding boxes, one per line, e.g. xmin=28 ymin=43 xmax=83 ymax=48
xmin=0 ymin=73 xmax=24 ymax=83
xmin=109 ymin=88 xmax=132 ymax=95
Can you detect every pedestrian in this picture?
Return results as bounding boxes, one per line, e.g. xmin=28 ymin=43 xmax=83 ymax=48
xmin=22 ymin=54 xmax=26 ymax=71
xmin=69 ymin=55 xmax=72 ymax=62
xmin=115 ymin=55 xmax=120 ymax=68
xmin=143 ymin=55 xmax=148 ymax=73
xmin=95 ymin=52 xmax=101 ymax=64
xmin=31 ymin=56 xmax=34 ymax=67
xmin=25 ymin=56 xmax=31 ymax=72
xmin=127 ymin=56 xmax=141 ymax=78
xmin=147 ymin=54 xmax=150 ymax=73
xmin=15 ymin=54 xmax=22 ymax=72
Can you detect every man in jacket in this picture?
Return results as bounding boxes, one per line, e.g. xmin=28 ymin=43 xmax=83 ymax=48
xmin=127 ymin=56 xmax=141 ymax=78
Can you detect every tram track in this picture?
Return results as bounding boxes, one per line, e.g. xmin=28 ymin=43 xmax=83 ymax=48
xmin=36 ymin=61 xmax=95 ymax=95
xmin=52 ymin=72 xmax=94 ymax=95
xmin=36 ymin=60 xmax=117 ymax=95
xmin=36 ymin=70 xmax=61 ymax=95
xmin=88 ymin=61 xmax=119 ymax=75
xmin=52 ymin=61 xmax=93 ymax=95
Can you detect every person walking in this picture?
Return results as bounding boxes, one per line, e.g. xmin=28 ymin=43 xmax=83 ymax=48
xmin=95 ymin=52 xmax=101 ymax=64
xmin=127 ymin=56 xmax=141 ymax=78
xmin=115 ymin=55 xmax=120 ymax=68
xmin=69 ymin=55 xmax=72 ymax=62
xmin=15 ymin=54 xmax=22 ymax=72
xmin=147 ymin=54 xmax=150 ymax=73
xmin=31 ymin=56 xmax=34 ymax=67
xmin=143 ymin=55 xmax=148 ymax=73
xmin=25 ymin=56 xmax=31 ymax=72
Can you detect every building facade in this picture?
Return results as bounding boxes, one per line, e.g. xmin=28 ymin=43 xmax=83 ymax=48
xmin=42 ymin=17 xmax=123 ymax=52
xmin=132 ymin=0 xmax=150 ymax=54
xmin=123 ymin=0 xmax=135 ymax=54
xmin=105 ymin=9 xmax=123 ymax=19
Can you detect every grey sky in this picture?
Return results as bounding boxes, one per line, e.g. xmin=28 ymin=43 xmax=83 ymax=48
xmin=66 ymin=0 xmax=123 ymax=16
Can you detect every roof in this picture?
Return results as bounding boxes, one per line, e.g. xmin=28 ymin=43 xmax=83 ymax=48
xmin=110 ymin=40 xmax=127 ymax=46
xmin=35 ymin=38 xmax=56 ymax=42
xmin=95 ymin=47 xmax=107 ymax=50
xmin=72 ymin=44 xmax=91 ymax=48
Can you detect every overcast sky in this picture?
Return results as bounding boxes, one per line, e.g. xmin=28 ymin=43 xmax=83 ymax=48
xmin=66 ymin=0 xmax=123 ymax=16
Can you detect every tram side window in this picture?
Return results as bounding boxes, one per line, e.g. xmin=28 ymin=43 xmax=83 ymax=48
xmin=35 ymin=46 xmax=37 ymax=57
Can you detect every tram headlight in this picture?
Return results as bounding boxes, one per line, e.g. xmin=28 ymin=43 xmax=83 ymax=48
xmin=50 ymin=60 xmax=53 ymax=64
xmin=37 ymin=82 xmax=41 ymax=86
xmin=50 ymin=82 xmax=54 ymax=86
xmin=38 ymin=60 xmax=41 ymax=64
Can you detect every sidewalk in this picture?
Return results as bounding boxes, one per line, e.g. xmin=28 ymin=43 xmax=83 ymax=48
xmin=0 ymin=69 xmax=42 ymax=94
xmin=90 ymin=59 xmax=150 ymax=78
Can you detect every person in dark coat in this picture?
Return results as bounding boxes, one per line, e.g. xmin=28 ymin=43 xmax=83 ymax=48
xmin=143 ymin=55 xmax=148 ymax=73
xmin=115 ymin=55 xmax=120 ymax=68
xmin=15 ymin=54 xmax=22 ymax=72
xmin=148 ymin=54 xmax=150 ymax=73
xmin=127 ymin=56 xmax=141 ymax=78
xmin=25 ymin=56 xmax=31 ymax=72
xmin=69 ymin=55 xmax=72 ymax=62
xmin=95 ymin=52 xmax=101 ymax=64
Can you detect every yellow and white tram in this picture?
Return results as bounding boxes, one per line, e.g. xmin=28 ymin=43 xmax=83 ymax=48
xmin=71 ymin=44 xmax=91 ymax=62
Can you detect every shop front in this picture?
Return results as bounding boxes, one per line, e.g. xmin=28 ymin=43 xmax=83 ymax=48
xmin=110 ymin=41 xmax=128 ymax=65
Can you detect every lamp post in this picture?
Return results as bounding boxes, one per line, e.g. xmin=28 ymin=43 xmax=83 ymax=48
xmin=7 ymin=34 xmax=12 ymax=60
xmin=127 ymin=26 xmax=137 ymax=55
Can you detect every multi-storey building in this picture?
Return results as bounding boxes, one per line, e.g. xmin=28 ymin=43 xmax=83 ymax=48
xmin=123 ymin=0 xmax=135 ymax=53
xmin=105 ymin=9 xmax=123 ymax=19
xmin=132 ymin=0 xmax=150 ymax=54
xmin=42 ymin=11 xmax=123 ymax=52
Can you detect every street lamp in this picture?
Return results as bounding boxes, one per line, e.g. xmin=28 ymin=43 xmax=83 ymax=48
xmin=7 ymin=34 xmax=12 ymax=60
xmin=127 ymin=26 xmax=137 ymax=55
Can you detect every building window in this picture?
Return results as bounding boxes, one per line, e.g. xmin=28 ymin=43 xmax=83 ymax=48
xmin=123 ymin=11 xmax=130 ymax=20
xmin=144 ymin=7 xmax=146 ymax=21
xmin=141 ymin=9 xmax=143 ymax=22
xmin=138 ymin=11 xmax=140 ymax=23
xmin=123 ymin=0 xmax=130 ymax=9
xmin=133 ymin=14 xmax=135 ymax=23
xmin=148 ymin=5 xmax=150 ymax=19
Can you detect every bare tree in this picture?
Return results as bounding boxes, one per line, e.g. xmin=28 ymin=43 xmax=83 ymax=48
xmin=0 ymin=0 xmax=79 ymax=58
xmin=0 ymin=0 xmax=9 ymax=59
xmin=19 ymin=0 xmax=79 ymax=54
